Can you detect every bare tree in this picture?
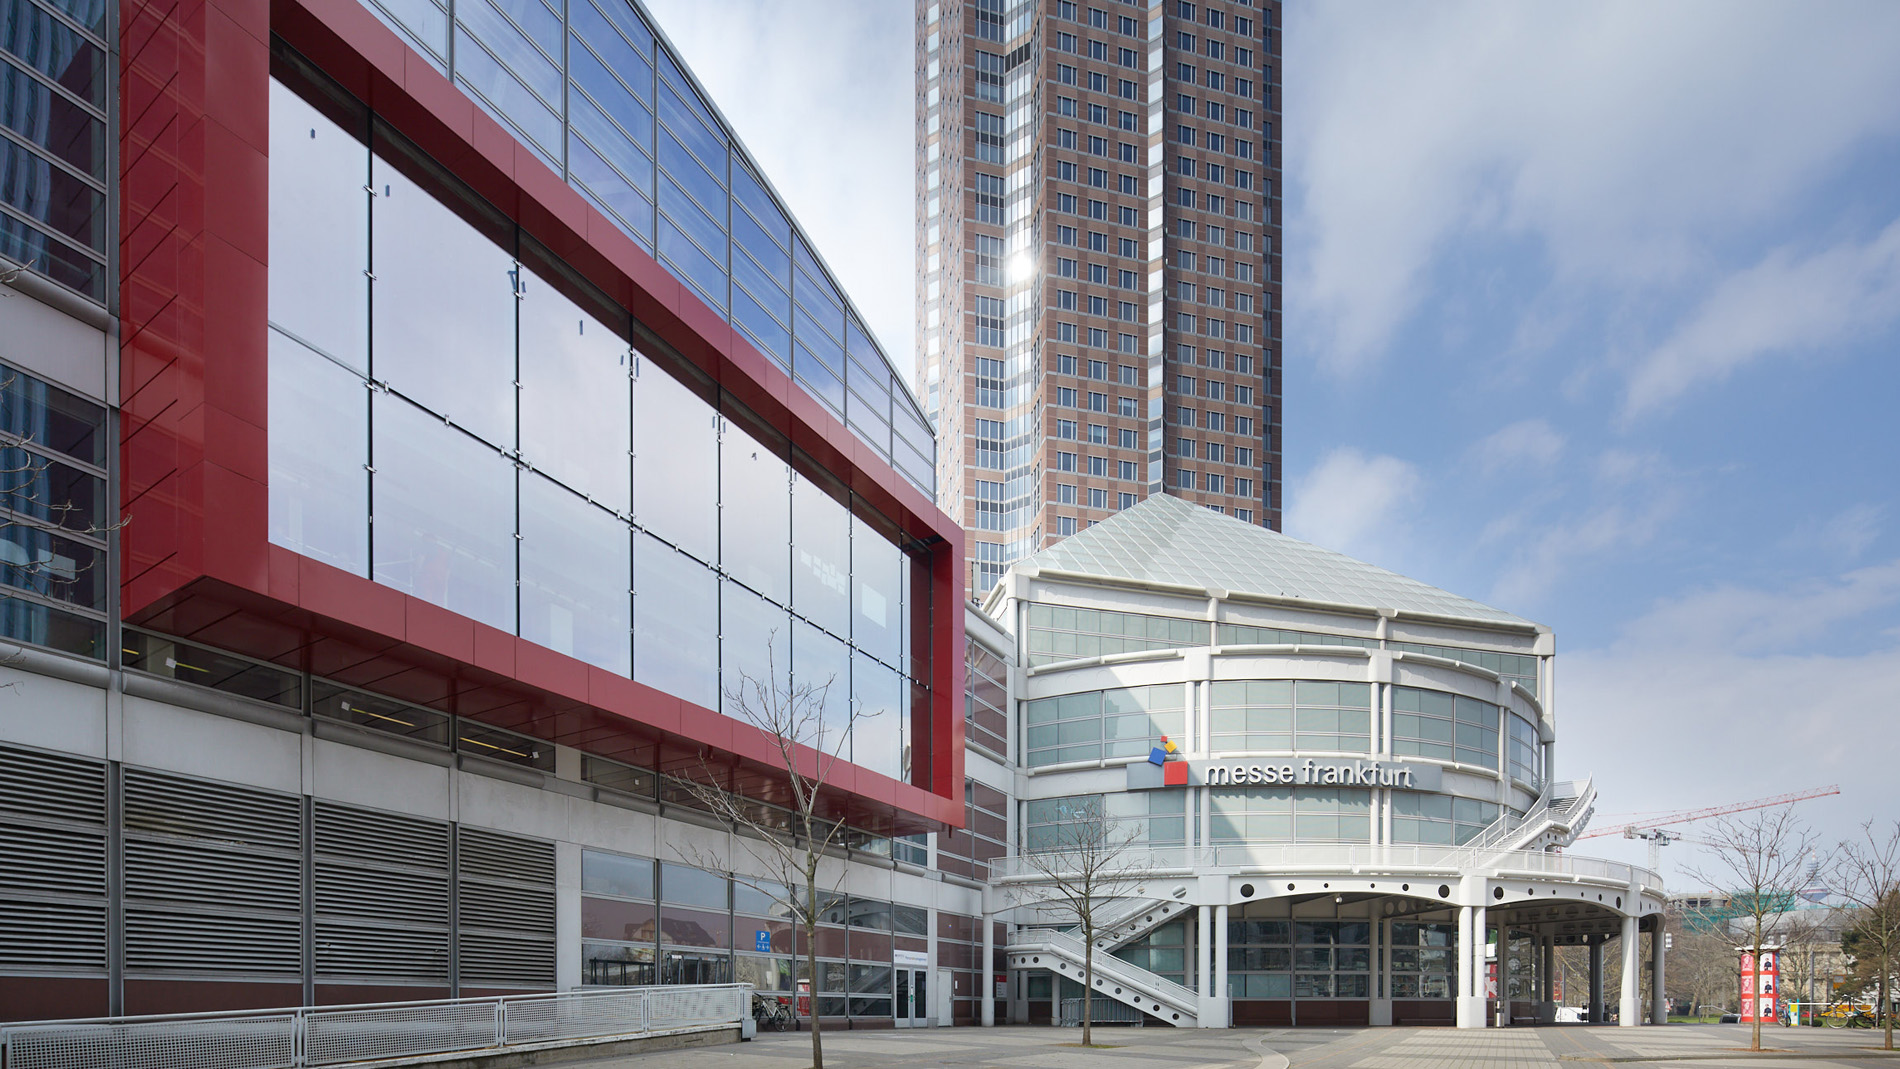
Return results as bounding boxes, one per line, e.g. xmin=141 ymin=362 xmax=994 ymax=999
xmin=1832 ymin=821 xmax=1900 ymax=1050
xmin=1012 ymin=796 xmax=1156 ymax=1048
xmin=668 ymin=635 xmax=876 ymax=1069
xmin=1667 ymin=907 xmax=1748 ymax=1018
xmin=1687 ymin=808 xmax=1821 ymax=1052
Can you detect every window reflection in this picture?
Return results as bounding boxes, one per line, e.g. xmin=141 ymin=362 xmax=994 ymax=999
xmin=371 ymin=144 xmax=516 ymax=449
xmin=518 ymin=258 xmax=630 ymax=512
xmin=267 ymin=329 xmax=367 ymax=573
xmin=632 ymin=530 xmax=717 ymax=710
xmin=851 ymin=513 xmax=902 ymax=670
xmin=719 ymin=413 xmax=788 ymax=605
xmin=720 ymin=579 xmax=790 ymax=721
xmin=371 ymin=393 xmax=516 ymax=632
xmin=632 ymin=357 xmax=716 ymax=561
xmin=791 ymin=473 xmax=850 ymax=639
xmin=520 ymin=474 xmax=629 ymax=674
xmin=267 ymin=80 xmax=367 ymax=371
xmin=792 ymin=620 xmax=851 ymax=762
xmin=851 ymin=652 xmax=905 ymax=782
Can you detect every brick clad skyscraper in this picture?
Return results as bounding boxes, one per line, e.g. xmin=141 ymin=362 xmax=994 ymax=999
xmin=917 ymin=0 xmax=1283 ymax=597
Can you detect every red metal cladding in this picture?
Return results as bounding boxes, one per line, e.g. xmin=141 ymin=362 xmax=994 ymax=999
xmin=118 ymin=0 xmax=965 ymax=834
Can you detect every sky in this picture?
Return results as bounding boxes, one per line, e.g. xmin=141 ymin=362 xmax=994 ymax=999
xmin=646 ymin=0 xmax=1900 ymax=890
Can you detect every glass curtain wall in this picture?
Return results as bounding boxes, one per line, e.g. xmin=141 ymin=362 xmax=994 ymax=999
xmin=265 ymin=69 xmax=929 ymax=783
xmin=0 ymin=0 xmax=109 ymax=301
xmin=339 ymin=0 xmax=936 ymax=494
xmin=0 ymin=361 xmax=108 ymax=656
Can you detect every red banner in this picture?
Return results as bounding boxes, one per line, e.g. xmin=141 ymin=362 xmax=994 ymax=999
xmin=1740 ymin=949 xmax=1780 ymax=1024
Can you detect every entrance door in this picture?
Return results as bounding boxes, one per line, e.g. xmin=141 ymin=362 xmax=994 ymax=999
xmin=894 ymin=968 xmax=928 ymax=1026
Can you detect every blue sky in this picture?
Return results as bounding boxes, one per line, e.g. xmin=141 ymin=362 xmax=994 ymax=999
xmin=648 ymin=0 xmax=1900 ymax=886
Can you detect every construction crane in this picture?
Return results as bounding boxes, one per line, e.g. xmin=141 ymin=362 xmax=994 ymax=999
xmin=1583 ymin=785 xmax=1841 ymax=871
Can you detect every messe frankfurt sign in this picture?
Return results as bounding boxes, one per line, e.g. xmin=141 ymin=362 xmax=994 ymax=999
xmin=1127 ymin=755 xmax=1443 ymax=792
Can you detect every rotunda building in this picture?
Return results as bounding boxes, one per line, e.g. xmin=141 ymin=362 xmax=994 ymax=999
xmin=984 ymin=495 xmax=1664 ymax=1029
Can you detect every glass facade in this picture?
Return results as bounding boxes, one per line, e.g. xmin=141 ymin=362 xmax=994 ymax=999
xmin=1022 ymin=683 xmax=1184 ymax=767
xmin=0 ymin=0 xmax=108 ymax=301
xmin=339 ymin=0 xmax=935 ymax=495
xmin=1021 ymin=792 xmax=1185 ymax=853
xmin=1391 ymin=686 xmax=1500 ymax=770
xmin=1207 ymin=680 xmax=1372 ymax=753
xmin=0 ymin=361 xmax=107 ymax=657
xmin=266 ymin=73 xmax=931 ymax=784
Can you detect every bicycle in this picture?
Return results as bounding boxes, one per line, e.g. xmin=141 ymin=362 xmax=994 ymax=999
xmin=1821 ymin=1001 xmax=1877 ymax=1029
xmin=752 ymin=992 xmax=794 ymax=1032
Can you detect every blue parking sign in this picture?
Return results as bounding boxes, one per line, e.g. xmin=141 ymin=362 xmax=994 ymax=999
xmin=755 ymin=930 xmax=772 ymax=953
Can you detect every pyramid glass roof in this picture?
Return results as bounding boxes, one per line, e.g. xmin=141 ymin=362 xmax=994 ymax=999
xmin=1014 ymin=494 xmax=1534 ymax=628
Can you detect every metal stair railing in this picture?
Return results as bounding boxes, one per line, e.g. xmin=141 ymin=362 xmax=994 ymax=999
xmin=1008 ymin=927 xmax=1199 ymax=1027
xmin=1085 ymin=883 xmax=1195 ymax=954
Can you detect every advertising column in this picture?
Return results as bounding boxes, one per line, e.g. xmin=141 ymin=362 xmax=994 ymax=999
xmin=1739 ymin=947 xmax=1781 ymax=1024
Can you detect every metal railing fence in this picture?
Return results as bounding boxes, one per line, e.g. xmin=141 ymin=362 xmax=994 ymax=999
xmin=0 ymin=984 xmax=749 ymax=1069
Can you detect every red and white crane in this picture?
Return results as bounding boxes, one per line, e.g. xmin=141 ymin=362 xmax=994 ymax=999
xmin=1581 ymin=785 xmax=1841 ymax=870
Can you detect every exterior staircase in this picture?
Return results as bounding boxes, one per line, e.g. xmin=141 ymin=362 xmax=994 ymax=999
xmin=1007 ymin=926 xmax=1199 ymax=1027
xmin=1464 ymin=777 xmax=1597 ymax=856
xmin=1075 ymin=882 xmax=1194 ymax=954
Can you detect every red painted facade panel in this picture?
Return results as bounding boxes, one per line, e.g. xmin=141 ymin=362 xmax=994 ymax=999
xmin=119 ymin=0 xmax=965 ymax=834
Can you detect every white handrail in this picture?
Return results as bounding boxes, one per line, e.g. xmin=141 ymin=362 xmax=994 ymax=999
xmin=1011 ymin=927 xmax=1201 ymax=1011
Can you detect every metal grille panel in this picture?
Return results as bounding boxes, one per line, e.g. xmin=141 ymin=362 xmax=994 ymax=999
xmin=456 ymin=931 xmax=554 ymax=987
xmin=0 ymin=1015 xmax=297 ymax=1069
xmin=0 ymin=899 xmax=108 ymax=968
xmin=314 ymin=860 xmax=449 ymax=924
xmin=303 ymin=1000 xmax=497 ymax=1065
xmin=499 ymin=989 xmax=646 ymax=1043
xmin=314 ymin=800 xmax=449 ymax=870
xmin=314 ymin=920 xmax=449 ymax=980
xmin=125 ymin=837 xmax=303 ymax=912
xmin=0 ymin=745 xmax=106 ymax=823
xmin=124 ymin=910 xmax=303 ymax=974
xmin=123 ymin=767 xmax=302 ymax=849
xmin=0 ymin=819 xmax=107 ymax=895
xmin=456 ymin=827 xmax=555 ymax=883
xmin=648 ymin=985 xmax=743 ymax=1030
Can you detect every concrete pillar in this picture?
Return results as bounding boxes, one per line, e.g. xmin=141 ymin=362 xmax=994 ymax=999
xmin=1540 ymin=935 xmax=1556 ymax=1022
xmin=1197 ymin=904 xmax=1211 ymax=997
xmin=980 ymin=911 xmax=995 ymax=1026
xmin=1458 ymin=903 xmax=1488 ymax=1029
xmin=1650 ymin=925 xmax=1666 ymax=1025
xmin=1589 ymin=938 xmax=1605 ymax=1024
xmin=1618 ymin=915 xmax=1640 ymax=1027
xmin=1214 ymin=903 xmax=1230 ymax=999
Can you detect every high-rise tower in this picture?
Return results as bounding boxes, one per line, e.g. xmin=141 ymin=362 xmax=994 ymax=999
xmin=917 ymin=0 xmax=1283 ymax=597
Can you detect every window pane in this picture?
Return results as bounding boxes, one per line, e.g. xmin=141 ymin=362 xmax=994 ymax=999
xmin=660 ymin=863 xmax=727 ymax=906
xmin=632 ymin=360 xmax=716 ymax=560
xmin=267 ymin=329 xmax=367 ymax=573
xmin=582 ymin=850 xmax=653 ymax=899
xmin=371 ymin=393 xmax=515 ymax=632
xmin=791 ymin=473 xmax=850 ymax=637
xmin=851 ymin=651 xmax=904 ymax=782
xmin=371 ymin=147 xmax=516 ymax=449
xmin=721 ymin=579 xmax=790 ymax=720
xmin=851 ymin=513 xmax=901 ymax=668
xmin=633 ymin=529 xmax=717 ymax=709
xmin=518 ymin=263 xmax=630 ymax=511
xmin=719 ymin=415 xmax=788 ymax=604
xmin=519 ymin=474 xmax=629 ymax=673
xmin=269 ymin=80 xmax=367 ymax=371
xmin=793 ymin=620 xmax=852 ymax=761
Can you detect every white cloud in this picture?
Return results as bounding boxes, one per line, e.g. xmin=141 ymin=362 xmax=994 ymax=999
xmin=1287 ymin=448 xmax=1420 ymax=558
xmin=1472 ymin=418 xmax=1565 ymax=474
xmin=1488 ymin=498 xmax=1673 ymax=609
xmin=1288 ymin=1 xmax=1900 ymax=375
xmin=637 ymin=0 xmax=918 ymax=385
xmin=1561 ymin=570 xmax=1900 ymax=881
xmin=1622 ymin=219 xmax=1900 ymax=418
xmin=1818 ymin=504 xmax=1885 ymax=560
xmin=1616 ymin=560 xmax=1900 ymax=656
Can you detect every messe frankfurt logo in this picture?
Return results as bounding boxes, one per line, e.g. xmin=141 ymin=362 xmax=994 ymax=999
xmin=1148 ymin=736 xmax=1179 ymax=766
xmin=1127 ymin=752 xmax=1445 ymax=792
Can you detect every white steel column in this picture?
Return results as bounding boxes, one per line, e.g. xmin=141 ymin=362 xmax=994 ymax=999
xmin=1618 ymin=915 xmax=1640 ymax=1027
xmin=1650 ymin=925 xmax=1666 ymax=1025
xmin=1197 ymin=904 xmax=1212 ymax=997
xmin=1214 ymin=903 xmax=1230 ymax=999
xmin=1456 ymin=903 xmax=1481 ymax=1028
xmin=980 ymin=896 xmax=996 ymax=1026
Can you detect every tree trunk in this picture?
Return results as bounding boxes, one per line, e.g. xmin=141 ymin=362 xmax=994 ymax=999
xmin=1882 ymin=964 xmax=1892 ymax=1051
xmin=807 ymin=865 xmax=823 ymax=1069
xmin=1082 ymin=923 xmax=1093 ymax=1048
xmin=1749 ymin=921 xmax=1762 ymax=1053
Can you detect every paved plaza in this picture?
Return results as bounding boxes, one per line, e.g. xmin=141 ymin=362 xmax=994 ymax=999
xmin=578 ymin=1025 xmax=1900 ymax=1069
